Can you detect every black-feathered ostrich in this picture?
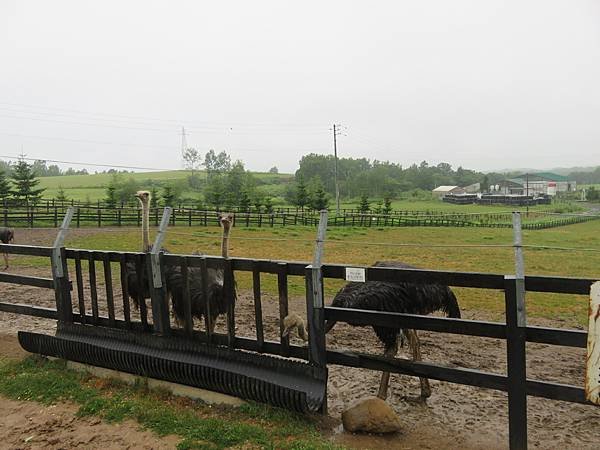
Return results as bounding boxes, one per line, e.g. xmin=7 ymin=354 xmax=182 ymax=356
xmin=125 ymin=190 xmax=236 ymax=332
xmin=166 ymin=212 xmax=236 ymax=332
xmin=0 ymin=227 xmax=15 ymax=269
xmin=283 ymin=261 xmax=461 ymax=400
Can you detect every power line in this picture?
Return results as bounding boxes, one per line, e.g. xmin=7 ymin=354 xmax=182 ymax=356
xmin=0 ymin=131 xmax=175 ymax=150
xmin=0 ymin=102 xmax=328 ymax=130
xmin=0 ymin=154 xmax=178 ymax=172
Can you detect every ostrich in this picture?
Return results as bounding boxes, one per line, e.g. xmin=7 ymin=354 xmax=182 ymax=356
xmin=125 ymin=191 xmax=153 ymax=309
xmin=166 ymin=212 xmax=235 ymax=332
xmin=124 ymin=191 xmax=236 ymax=333
xmin=283 ymin=260 xmax=461 ymax=401
xmin=0 ymin=227 xmax=14 ymax=269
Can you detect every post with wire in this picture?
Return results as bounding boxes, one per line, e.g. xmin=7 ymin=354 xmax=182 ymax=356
xmin=52 ymin=206 xmax=75 ymax=324
xmin=505 ymin=211 xmax=528 ymax=450
xmin=147 ymin=207 xmax=172 ymax=336
xmin=305 ymin=209 xmax=328 ymax=413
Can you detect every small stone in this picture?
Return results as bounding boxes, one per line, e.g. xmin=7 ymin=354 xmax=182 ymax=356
xmin=341 ymin=397 xmax=402 ymax=434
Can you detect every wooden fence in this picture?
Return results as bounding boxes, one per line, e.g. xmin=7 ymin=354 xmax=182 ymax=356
xmin=2 ymin=204 xmax=598 ymax=230
xmin=0 ymin=242 xmax=597 ymax=449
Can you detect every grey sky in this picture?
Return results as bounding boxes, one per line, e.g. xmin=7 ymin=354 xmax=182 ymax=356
xmin=1 ymin=0 xmax=599 ymax=174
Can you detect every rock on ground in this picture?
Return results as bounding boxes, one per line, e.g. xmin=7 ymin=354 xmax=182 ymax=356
xmin=342 ymin=397 xmax=402 ymax=434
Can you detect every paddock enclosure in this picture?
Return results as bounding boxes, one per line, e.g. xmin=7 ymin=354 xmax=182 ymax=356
xmin=0 ymin=211 xmax=599 ymax=450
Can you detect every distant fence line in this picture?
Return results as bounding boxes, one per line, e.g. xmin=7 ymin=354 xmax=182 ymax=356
xmin=2 ymin=205 xmax=598 ymax=230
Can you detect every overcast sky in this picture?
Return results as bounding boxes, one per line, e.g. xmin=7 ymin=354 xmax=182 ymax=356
xmin=1 ymin=1 xmax=599 ymax=174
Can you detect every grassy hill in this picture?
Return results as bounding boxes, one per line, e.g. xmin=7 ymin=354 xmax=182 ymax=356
xmin=38 ymin=170 xmax=294 ymax=203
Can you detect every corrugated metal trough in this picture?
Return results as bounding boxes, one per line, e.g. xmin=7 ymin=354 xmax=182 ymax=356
xmin=18 ymin=323 xmax=327 ymax=413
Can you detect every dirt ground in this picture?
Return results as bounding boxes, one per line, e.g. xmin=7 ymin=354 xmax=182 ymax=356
xmin=0 ymin=395 xmax=180 ymax=449
xmin=1 ymin=228 xmax=599 ymax=449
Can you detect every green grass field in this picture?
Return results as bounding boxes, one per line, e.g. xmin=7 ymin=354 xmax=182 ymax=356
xmin=38 ymin=170 xmax=293 ymax=202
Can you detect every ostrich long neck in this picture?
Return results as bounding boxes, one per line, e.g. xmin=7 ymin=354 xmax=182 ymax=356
xmin=141 ymin=201 xmax=150 ymax=252
xmin=221 ymin=225 xmax=230 ymax=258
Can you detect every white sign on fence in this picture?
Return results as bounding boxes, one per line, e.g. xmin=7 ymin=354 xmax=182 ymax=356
xmin=345 ymin=267 xmax=366 ymax=283
xmin=586 ymin=281 xmax=600 ymax=405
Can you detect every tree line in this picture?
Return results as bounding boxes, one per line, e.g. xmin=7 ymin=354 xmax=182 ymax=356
xmin=0 ymin=160 xmax=46 ymax=203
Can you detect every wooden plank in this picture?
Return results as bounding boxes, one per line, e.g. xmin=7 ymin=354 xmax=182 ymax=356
xmin=0 ymin=302 xmax=58 ymax=319
xmin=525 ymin=326 xmax=586 ymax=348
xmin=525 ymin=275 xmax=597 ymax=295
xmin=74 ymin=252 xmax=86 ymax=324
xmin=135 ymin=254 xmax=148 ymax=327
xmin=0 ymin=244 xmax=53 ymax=257
xmin=65 ymin=249 xmax=145 ymax=262
xmin=103 ymin=254 xmax=116 ymax=327
xmin=119 ymin=254 xmax=131 ymax=327
xmin=326 ymin=348 xmax=507 ymax=391
xmin=224 ymin=258 xmax=236 ymax=347
xmin=504 ymin=276 xmax=528 ymax=450
xmin=181 ymin=257 xmax=194 ymax=337
xmin=325 ymin=307 xmax=507 ymax=339
xmin=278 ymin=262 xmax=290 ymax=356
xmin=200 ymin=257 xmax=212 ymax=343
xmin=321 ymin=264 xmax=506 ymax=290
xmin=0 ymin=272 xmax=54 ymax=289
xmin=526 ymin=379 xmax=586 ymax=404
xmin=88 ymin=253 xmax=99 ymax=324
xmin=252 ymin=264 xmax=264 ymax=351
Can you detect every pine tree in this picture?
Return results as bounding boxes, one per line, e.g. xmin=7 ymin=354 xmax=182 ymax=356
xmin=56 ymin=185 xmax=69 ymax=202
xmin=162 ymin=184 xmax=176 ymax=206
xmin=0 ymin=170 xmax=12 ymax=202
xmin=150 ymin=185 xmax=159 ymax=208
xmin=105 ymin=184 xmax=118 ymax=208
xmin=358 ymin=193 xmax=370 ymax=213
xmin=295 ymin=176 xmax=308 ymax=210
xmin=309 ymin=178 xmax=329 ymax=210
xmin=263 ymin=196 xmax=274 ymax=213
xmin=383 ymin=195 xmax=393 ymax=215
xmin=11 ymin=159 xmax=45 ymax=204
xmin=239 ymin=189 xmax=251 ymax=212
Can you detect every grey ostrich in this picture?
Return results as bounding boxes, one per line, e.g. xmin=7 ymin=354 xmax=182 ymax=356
xmin=124 ymin=191 xmax=236 ymax=332
xmin=125 ymin=191 xmax=153 ymax=309
xmin=283 ymin=261 xmax=461 ymax=400
xmin=0 ymin=227 xmax=14 ymax=269
xmin=166 ymin=212 xmax=236 ymax=332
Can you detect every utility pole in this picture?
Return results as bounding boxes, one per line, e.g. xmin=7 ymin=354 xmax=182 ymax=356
xmin=180 ymin=127 xmax=188 ymax=163
xmin=332 ymin=124 xmax=342 ymax=215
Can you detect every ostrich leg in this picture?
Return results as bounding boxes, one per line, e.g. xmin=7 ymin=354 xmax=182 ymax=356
xmin=406 ymin=329 xmax=431 ymax=399
xmin=377 ymin=337 xmax=399 ymax=399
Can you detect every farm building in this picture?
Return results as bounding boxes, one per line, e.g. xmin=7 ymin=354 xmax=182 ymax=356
xmin=510 ymin=172 xmax=576 ymax=196
xmin=489 ymin=173 xmax=576 ymax=196
xmin=432 ymin=185 xmax=465 ymax=198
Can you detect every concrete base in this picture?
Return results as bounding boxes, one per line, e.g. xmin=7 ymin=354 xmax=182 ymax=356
xmin=65 ymin=360 xmax=246 ymax=407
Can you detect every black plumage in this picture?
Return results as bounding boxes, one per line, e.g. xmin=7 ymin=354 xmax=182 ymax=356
xmin=164 ymin=263 xmax=236 ymax=330
xmin=0 ymin=227 xmax=14 ymax=269
xmin=326 ymin=261 xmax=461 ymax=349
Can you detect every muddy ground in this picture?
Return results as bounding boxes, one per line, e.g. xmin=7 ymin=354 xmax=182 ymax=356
xmin=1 ymin=229 xmax=599 ymax=449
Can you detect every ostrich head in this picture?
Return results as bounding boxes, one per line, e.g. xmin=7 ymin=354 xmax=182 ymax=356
xmin=218 ymin=213 xmax=234 ymax=258
xmin=134 ymin=190 xmax=151 ymax=207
